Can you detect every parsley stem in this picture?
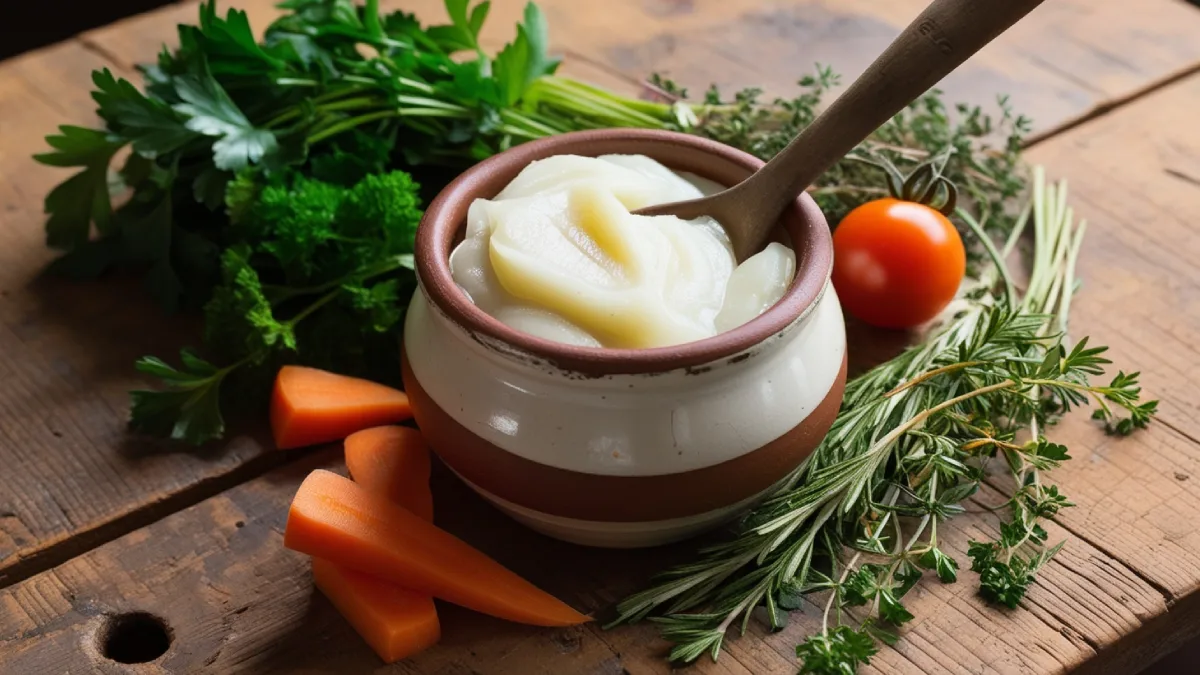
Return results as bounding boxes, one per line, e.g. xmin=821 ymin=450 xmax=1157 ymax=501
xmin=272 ymin=77 xmax=320 ymax=87
xmin=499 ymin=109 xmax=569 ymax=136
xmin=264 ymin=255 xmax=413 ymax=302
xmin=266 ymin=96 xmax=391 ymax=129
xmin=312 ymin=84 xmax=375 ymax=105
xmin=285 ymin=288 xmax=340 ymax=328
xmin=307 ymin=111 xmax=398 ymax=144
xmin=395 ymin=95 xmax=471 ymax=112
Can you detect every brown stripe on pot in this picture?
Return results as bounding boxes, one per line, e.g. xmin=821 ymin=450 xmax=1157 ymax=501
xmin=402 ymin=350 xmax=848 ymax=523
xmin=414 ymin=128 xmax=833 ymax=377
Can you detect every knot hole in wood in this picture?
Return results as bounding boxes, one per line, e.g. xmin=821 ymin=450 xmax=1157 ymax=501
xmin=98 ymin=612 xmax=172 ymax=664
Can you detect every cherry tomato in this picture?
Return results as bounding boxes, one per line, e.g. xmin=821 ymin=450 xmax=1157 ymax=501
xmin=831 ymin=198 xmax=965 ymax=329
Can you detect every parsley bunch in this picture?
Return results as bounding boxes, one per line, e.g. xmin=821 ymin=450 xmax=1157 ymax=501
xmin=130 ymin=146 xmax=422 ymax=443
xmin=610 ymin=167 xmax=1157 ymax=673
xmin=35 ymin=0 xmax=700 ymax=443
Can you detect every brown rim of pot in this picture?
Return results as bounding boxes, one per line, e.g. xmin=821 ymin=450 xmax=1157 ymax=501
xmin=414 ymin=128 xmax=833 ymax=376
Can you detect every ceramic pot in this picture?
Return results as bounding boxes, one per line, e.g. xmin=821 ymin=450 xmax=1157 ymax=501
xmin=402 ymin=129 xmax=847 ymax=548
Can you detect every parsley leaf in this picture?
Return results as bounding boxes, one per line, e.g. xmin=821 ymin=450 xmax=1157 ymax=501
xmin=129 ymin=349 xmax=231 ymax=444
xmin=241 ymin=174 xmax=343 ymax=279
xmin=91 ymin=69 xmax=196 ymax=157
xmin=173 ymin=69 xmax=278 ymax=171
xmin=427 ymin=0 xmax=485 ymax=53
xmin=34 ymin=126 xmax=125 ymax=249
xmin=491 ymin=3 xmax=558 ymax=107
xmin=878 ymin=591 xmax=915 ymax=626
xmin=204 ymin=245 xmax=296 ymax=360
xmin=194 ymin=0 xmax=287 ymax=77
xmin=342 ymin=277 xmax=403 ymax=333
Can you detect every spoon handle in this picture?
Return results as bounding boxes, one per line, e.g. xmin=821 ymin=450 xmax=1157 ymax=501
xmin=742 ymin=0 xmax=1044 ymax=226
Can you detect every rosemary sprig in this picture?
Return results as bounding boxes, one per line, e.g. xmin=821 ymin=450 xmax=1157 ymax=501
xmin=609 ymin=167 xmax=1157 ymax=673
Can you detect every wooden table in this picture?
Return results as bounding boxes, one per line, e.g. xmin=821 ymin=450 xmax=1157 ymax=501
xmin=3 ymin=1 xmax=1200 ymax=673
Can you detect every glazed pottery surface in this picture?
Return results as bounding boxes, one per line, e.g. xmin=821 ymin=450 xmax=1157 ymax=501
xmin=402 ymin=129 xmax=847 ymax=547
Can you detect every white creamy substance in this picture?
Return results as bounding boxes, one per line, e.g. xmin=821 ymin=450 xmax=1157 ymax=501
xmin=448 ymin=154 xmax=796 ymax=349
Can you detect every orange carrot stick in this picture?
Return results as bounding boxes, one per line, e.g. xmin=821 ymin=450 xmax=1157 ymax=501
xmin=286 ymin=470 xmax=590 ymax=627
xmin=270 ymin=366 xmax=412 ymax=450
xmin=312 ymin=559 xmax=440 ymax=663
xmin=315 ymin=427 xmax=439 ymax=662
xmin=344 ymin=426 xmax=434 ymax=522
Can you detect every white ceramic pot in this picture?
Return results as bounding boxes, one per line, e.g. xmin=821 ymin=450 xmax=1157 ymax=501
xmin=401 ymin=129 xmax=846 ymax=548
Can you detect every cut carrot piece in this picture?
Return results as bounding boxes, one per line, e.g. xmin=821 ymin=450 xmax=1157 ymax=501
xmin=344 ymin=426 xmax=434 ymax=522
xmin=313 ymin=559 xmax=440 ymax=663
xmin=315 ymin=425 xmax=441 ymax=664
xmin=286 ymin=470 xmax=590 ymax=627
xmin=271 ymin=366 xmax=412 ymax=449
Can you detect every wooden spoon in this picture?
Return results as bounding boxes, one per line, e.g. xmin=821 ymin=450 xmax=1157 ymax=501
xmin=635 ymin=0 xmax=1045 ymax=262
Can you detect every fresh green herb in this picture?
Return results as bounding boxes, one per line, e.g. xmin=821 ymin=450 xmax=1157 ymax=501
xmin=36 ymin=0 xmax=706 ymax=442
xmin=37 ymin=0 xmax=1029 ymax=443
xmin=125 ymin=147 xmax=421 ymax=444
xmin=34 ymin=1 xmax=1156 ymax=671
xmin=609 ymin=168 xmax=1157 ymax=673
xmin=655 ymin=66 xmax=1030 ymax=254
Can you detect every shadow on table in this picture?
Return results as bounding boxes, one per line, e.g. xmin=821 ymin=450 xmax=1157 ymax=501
xmin=22 ymin=268 xmax=282 ymax=459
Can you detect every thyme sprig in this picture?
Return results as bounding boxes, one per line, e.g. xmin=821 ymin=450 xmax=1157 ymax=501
xmin=669 ymin=65 xmax=1030 ymax=252
xmin=609 ymin=167 xmax=1156 ymax=673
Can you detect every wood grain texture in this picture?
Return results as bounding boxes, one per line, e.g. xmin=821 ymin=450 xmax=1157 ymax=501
xmin=2 ymin=0 xmax=1200 ymax=673
xmin=0 ymin=454 xmax=1167 ymax=675
xmin=1023 ymin=71 xmax=1200 ymax=614
xmin=0 ymin=40 xmax=291 ymax=588
xmin=539 ymin=0 xmax=1200 ymax=136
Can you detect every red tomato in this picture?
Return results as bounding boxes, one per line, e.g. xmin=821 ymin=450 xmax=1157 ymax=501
xmin=831 ymin=198 xmax=965 ymax=329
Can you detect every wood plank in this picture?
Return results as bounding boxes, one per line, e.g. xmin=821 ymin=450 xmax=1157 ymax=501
xmin=537 ymin=0 xmax=1200 ymax=137
xmin=0 ymin=451 xmax=1167 ymax=674
xmin=2 ymin=0 xmax=1198 ymax=672
xmin=0 ymin=40 xmax=293 ymax=588
xmin=84 ymin=0 xmax=1200 ymax=137
xmin=1019 ymin=69 xmax=1200 ymax=619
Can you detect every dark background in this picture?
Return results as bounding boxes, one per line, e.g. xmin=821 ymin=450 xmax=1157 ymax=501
xmin=0 ymin=0 xmax=176 ymax=61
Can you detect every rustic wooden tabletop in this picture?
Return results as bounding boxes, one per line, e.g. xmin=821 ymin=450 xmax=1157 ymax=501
xmin=2 ymin=1 xmax=1200 ymax=673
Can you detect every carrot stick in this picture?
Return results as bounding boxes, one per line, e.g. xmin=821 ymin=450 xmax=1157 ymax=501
xmin=314 ymin=426 xmax=438 ymax=662
xmin=344 ymin=426 xmax=434 ymax=522
xmin=314 ymin=428 xmax=439 ymax=663
xmin=270 ymin=366 xmax=412 ymax=449
xmin=286 ymin=470 xmax=590 ymax=627
xmin=312 ymin=559 xmax=440 ymax=663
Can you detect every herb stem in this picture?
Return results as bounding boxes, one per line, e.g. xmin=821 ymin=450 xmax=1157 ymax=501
xmin=958 ymin=207 xmax=1014 ymax=308
xmin=886 ymin=361 xmax=985 ymax=397
xmin=264 ymin=255 xmax=413 ymax=302
xmin=822 ymin=552 xmax=862 ymax=634
xmin=307 ymin=110 xmax=398 ymax=144
xmin=285 ymin=288 xmax=339 ymax=327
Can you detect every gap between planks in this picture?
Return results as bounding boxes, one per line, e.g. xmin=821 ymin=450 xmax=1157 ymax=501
xmin=8 ymin=11 xmax=1200 ymax=614
xmin=1023 ymin=59 xmax=1200 ymax=148
xmin=0 ymin=450 xmax=298 ymax=590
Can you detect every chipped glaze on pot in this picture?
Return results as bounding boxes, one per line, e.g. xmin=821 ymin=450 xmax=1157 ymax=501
xmin=401 ymin=129 xmax=847 ymax=548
